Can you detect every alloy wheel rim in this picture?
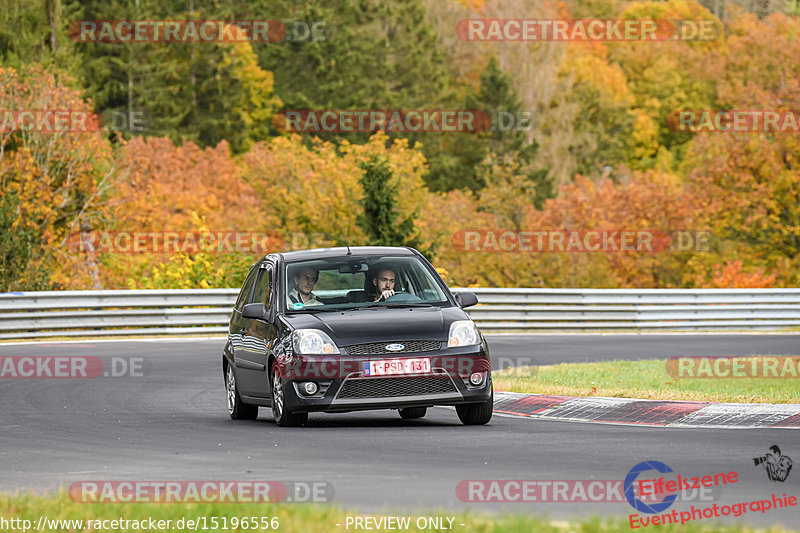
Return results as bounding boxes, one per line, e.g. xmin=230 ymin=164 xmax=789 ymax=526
xmin=272 ymin=370 xmax=284 ymax=418
xmin=226 ymin=366 xmax=236 ymax=414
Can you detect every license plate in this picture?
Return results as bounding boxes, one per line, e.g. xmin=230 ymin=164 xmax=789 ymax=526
xmin=363 ymin=357 xmax=431 ymax=376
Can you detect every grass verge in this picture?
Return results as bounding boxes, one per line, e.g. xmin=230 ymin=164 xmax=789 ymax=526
xmin=1 ymin=490 xmax=796 ymax=533
xmin=492 ymin=358 xmax=800 ymax=403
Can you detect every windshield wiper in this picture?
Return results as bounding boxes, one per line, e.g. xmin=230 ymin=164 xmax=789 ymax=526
xmin=357 ymin=302 xmax=433 ymax=309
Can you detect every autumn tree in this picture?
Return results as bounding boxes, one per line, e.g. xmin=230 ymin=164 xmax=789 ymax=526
xmin=257 ymin=0 xmax=464 ymax=191
xmin=258 ymin=0 xmax=451 ymax=132
xmin=241 ymin=135 xmax=364 ymax=250
xmin=683 ymin=11 xmax=800 ymax=287
xmin=0 ymin=0 xmax=82 ymax=74
xmin=76 ymin=1 xmax=281 ymax=152
xmin=608 ymin=0 xmax=721 ymax=171
xmin=0 ymin=65 xmax=114 ymax=290
xmin=100 ymin=136 xmax=269 ymax=288
xmin=426 ymin=56 xmax=552 ymax=197
xmin=241 ymin=132 xmax=430 ymax=251
xmin=357 ymin=154 xmax=426 ymax=252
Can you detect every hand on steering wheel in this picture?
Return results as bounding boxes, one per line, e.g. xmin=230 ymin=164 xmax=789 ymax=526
xmin=377 ymin=289 xmax=396 ymax=301
xmin=376 ymin=288 xmax=407 ymax=301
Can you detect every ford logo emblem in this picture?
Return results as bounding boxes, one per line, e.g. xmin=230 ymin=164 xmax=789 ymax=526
xmin=385 ymin=343 xmax=404 ymax=352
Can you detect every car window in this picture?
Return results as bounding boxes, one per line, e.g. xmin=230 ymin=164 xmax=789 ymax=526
xmin=317 ymin=270 xmax=364 ymax=290
xmin=234 ymin=266 xmax=258 ymax=311
xmin=414 ymin=266 xmax=443 ymax=299
xmin=283 ymin=255 xmax=450 ymax=312
xmin=251 ymin=267 xmax=272 ymax=308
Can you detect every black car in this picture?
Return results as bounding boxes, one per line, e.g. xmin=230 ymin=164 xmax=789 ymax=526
xmin=222 ymin=246 xmax=492 ymax=426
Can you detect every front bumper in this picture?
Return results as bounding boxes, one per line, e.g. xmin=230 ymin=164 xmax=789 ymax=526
xmin=277 ymin=344 xmax=492 ymax=413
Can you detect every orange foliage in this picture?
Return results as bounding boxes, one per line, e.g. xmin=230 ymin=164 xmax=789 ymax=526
xmin=682 ymin=12 xmax=800 ymax=287
xmin=426 ymin=170 xmax=713 ymax=288
xmin=98 ymin=137 xmax=266 ymax=288
xmin=6 ymin=7 xmax=800 ymax=291
xmin=709 ymin=260 xmax=777 ymax=288
xmin=110 ymin=137 xmax=261 ymax=231
xmin=0 ymin=65 xmax=114 ymax=289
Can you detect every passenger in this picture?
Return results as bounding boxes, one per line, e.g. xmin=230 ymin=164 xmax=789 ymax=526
xmin=287 ymin=267 xmax=324 ymax=307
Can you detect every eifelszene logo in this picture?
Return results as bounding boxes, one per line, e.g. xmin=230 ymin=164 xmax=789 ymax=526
xmin=625 ymin=461 xmax=678 ymax=514
xmin=624 ymin=460 xmax=736 ymax=515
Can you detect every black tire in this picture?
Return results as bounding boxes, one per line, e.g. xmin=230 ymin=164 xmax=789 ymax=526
xmin=456 ymin=384 xmax=493 ymax=425
xmin=226 ymin=364 xmax=258 ymax=420
xmin=398 ymin=407 xmax=427 ymax=419
xmin=270 ymin=364 xmax=308 ymax=427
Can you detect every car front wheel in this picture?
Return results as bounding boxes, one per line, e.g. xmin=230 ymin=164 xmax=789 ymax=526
xmin=456 ymin=384 xmax=493 ymax=425
xmin=226 ymin=364 xmax=258 ymax=420
xmin=271 ymin=364 xmax=308 ymax=427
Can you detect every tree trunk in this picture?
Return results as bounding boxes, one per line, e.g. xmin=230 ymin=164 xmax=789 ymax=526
xmin=45 ymin=0 xmax=58 ymax=54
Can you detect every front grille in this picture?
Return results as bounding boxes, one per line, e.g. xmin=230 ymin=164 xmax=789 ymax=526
xmin=337 ymin=376 xmax=457 ymax=399
xmin=344 ymin=340 xmax=442 ymax=355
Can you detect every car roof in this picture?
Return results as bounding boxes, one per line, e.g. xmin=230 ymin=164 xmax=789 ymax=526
xmin=277 ymin=246 xmax=417 ymax=263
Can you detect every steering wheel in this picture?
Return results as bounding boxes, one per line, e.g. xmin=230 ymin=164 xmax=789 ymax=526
xmin=384 ymin=291 xmax=423 ymax=303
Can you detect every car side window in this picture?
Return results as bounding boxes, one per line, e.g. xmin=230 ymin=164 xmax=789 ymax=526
xmin=234 ymin=266 xmax=259 ymax=311
xmin=251 ymin=267 xmax=272 ymax=308
xmin=399 ymin=269 xmax=414 ymax=295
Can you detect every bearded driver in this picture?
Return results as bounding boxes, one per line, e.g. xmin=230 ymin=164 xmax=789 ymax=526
xmin=372 ymin=267 xmax=397 ymax=302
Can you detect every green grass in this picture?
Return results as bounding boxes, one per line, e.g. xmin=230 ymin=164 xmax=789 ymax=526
xmin=493 ymin=358 xmax=800 ymax=403
xmin=1 ymin=491 xmax=796 ymax=533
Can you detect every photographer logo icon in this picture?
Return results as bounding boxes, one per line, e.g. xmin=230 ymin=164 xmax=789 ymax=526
xmin=753 ymin=445 xmax=793 ymax=482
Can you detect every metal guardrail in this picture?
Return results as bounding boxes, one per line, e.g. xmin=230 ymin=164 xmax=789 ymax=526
xmin=0 ymin=289 xmax=237 ymax=339
xmin=465 ymin=288 xmax=800 ymax=331
xmin=0 ymin=288 xmax=799 ymax=339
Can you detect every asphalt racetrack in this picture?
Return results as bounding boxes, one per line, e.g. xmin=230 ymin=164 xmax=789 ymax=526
xmin=1 ymin=335 xmax=798 ymax=528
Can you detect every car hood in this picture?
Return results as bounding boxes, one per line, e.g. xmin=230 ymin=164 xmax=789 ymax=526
xmin=282 ymin=306 xmax=468 ymax=345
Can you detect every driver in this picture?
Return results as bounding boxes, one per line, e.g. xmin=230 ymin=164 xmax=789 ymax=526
xmin=288 ymin=266 xmax=324 ymax=307
xmin=372 ymin=267 xmax=396 ymax=302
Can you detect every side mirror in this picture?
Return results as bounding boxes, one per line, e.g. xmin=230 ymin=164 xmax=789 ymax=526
xmin=454 ymin=291 xmax=478 ymax=308
xmin=242 ymin=302 xmax=268 ymax=320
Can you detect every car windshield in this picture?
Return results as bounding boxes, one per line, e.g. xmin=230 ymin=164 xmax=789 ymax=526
xmin=283 ymin=255 xmax=451 ymax=312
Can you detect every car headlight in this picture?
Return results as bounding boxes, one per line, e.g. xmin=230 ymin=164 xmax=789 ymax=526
xmin=293 ymin=329 xmax=340 ymax=355
xmin=448 ymin=320 xmax=481 ymax=347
